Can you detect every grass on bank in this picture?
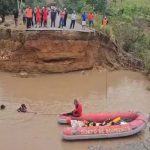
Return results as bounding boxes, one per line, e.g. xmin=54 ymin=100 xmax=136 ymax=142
xmin=91 ymin=0 xmax=150 ymax=71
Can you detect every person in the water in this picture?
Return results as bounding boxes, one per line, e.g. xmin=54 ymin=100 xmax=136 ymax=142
xmin=63 ymin=99 xmax=82 ymax=117
xmin=0 ymin=104 xmax=6 ymax=110
xmin=17 ymin=104 xmax=27 ymax=112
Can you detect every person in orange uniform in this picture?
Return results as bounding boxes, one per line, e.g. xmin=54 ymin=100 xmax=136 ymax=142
xmin=102 ymin=16 xmax=108 ymax=28
xmin=25 ymin=6 xmax=33 ymax=29
xmin=43 ymin=7 xmax=49 ymax=27
xmin=64 ymin=99 xmax=83 ymax=117
xmin=36 ymin=6 xmax=41 ymax=28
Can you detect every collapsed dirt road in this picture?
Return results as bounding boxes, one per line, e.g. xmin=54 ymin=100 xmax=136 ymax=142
xmin=0 ymin=15 xmax=144 ymax=73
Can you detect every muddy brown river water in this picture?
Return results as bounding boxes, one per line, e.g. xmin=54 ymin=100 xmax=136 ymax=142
xmin=0 ymin=70 xmax=150 ymax=150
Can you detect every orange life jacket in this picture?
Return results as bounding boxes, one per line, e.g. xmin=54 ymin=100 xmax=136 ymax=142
xmin=26 ymin=8 xmax=32 ymax=18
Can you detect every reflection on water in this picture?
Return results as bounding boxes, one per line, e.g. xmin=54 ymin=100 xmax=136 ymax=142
xmin=0 ymin=70 xmax=150 ymax=150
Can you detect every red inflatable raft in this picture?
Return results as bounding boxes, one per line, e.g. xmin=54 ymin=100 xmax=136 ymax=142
xmin=59 ymin=112 xmax=148 ymax=140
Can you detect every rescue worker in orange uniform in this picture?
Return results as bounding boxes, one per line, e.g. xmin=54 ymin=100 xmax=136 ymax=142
xmin=102 ymin=16 xmax=108 ymax=28
xmin=25 ymin=6 xmax=33 ymax=29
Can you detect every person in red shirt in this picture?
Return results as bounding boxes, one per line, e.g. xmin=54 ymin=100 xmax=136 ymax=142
xmin=72 ymin=99 xmax=82 ymax=117
xmin=36 ymin=6 xmax=41 ymax=28
xmin=43 ymin=7 xmax=49 ymax=27
xmin=64 ymin=99 xmax=83 ymax=117
xmin=88 ymin=12 xmax=94 ymax=28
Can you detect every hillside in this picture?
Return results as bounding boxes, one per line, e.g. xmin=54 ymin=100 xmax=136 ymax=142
xmin=55 ymin=0 xmax=150 ymax=71
xmin=106 ymin=0 xmax=150 ymax=71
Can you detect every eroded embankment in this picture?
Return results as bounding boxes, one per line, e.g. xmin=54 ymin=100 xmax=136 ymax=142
xmin=0 ymin=28 xmax=144 ymax=73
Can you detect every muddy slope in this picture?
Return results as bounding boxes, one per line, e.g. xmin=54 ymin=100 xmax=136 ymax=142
xmin=0 ymin=28 xmax=144 ymax=73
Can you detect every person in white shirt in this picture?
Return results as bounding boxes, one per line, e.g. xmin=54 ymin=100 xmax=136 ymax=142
xmin=70 ymin=10 xmax=76 ymax=29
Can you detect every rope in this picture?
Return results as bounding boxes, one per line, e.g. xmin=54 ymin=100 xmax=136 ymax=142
xmin=0 ymin=112 xmax=60 ymax=121
xmin=0 ymin=100 xmax=62 ymax=116
xmin=36 ymin=113 xmax=59 ymax=116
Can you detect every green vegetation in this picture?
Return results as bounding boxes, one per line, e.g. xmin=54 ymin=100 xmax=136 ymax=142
xmin=106 ymin=0 xmax=150 ymax=71
xmin=60 ymin=0 xmax=107 ymax=14
xmin=19 ymin=0 xmax=46 ymax=9
xmin=25 ymin=0 xmax=46 ymax=7
xmin=0 ymin=0 xmax=17 ymax=22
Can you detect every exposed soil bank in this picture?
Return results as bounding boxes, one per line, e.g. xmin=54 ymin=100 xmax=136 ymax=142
xmin=0 ymin=28 xmax=144 ymax=73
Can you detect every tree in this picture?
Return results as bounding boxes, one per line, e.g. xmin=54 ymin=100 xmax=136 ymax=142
xmin=0 ymin=0 xmax=17 ymax=22
xmin=63 ymin=0 xmax=85 ymax=13
xmin=25 ymin=0 xmax=33 ymax=6
xmin=62 ymin=0 xmax=108 ymax=13
xmin=92 ymin=0 xmax=107 ymax=14
xmin=25 ymin=0 xmax=46 ymax=7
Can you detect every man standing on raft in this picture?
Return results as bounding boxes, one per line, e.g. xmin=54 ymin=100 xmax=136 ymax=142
xmin=64 ymin=99 xmax=82 ymax=117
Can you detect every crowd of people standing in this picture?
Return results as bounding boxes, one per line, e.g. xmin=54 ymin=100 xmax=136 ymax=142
xmin=23 ymin=6 xmax=74 ymax=29
xmin=24 ymin=6 xmax=58 ymax=28
xmin=23 ymin=6 xmax=96 ymax=30
xmin=13 ymin=6 xmax=108 ymax=30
